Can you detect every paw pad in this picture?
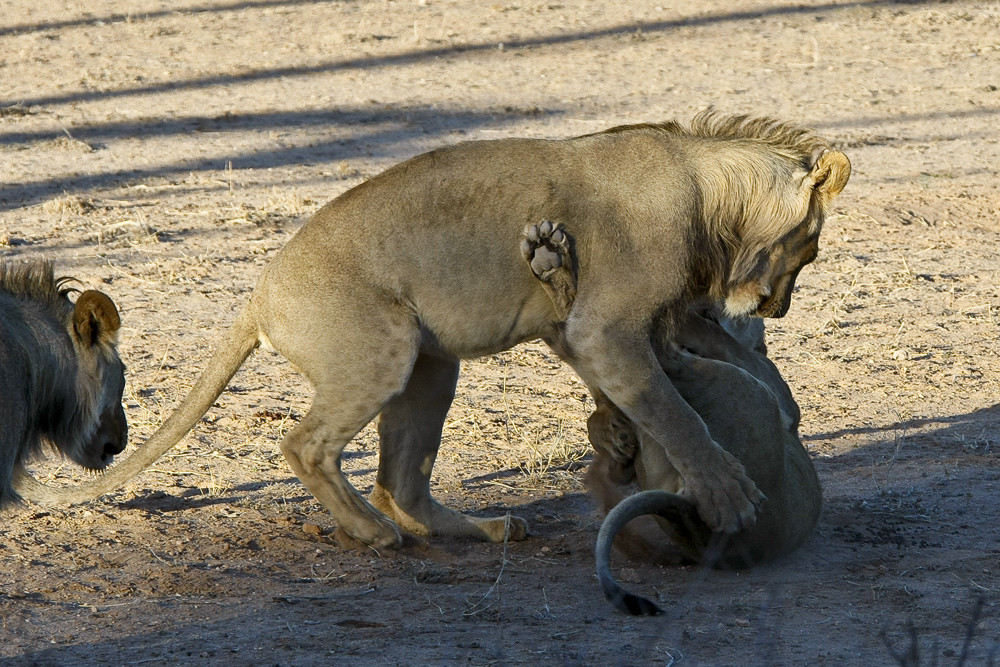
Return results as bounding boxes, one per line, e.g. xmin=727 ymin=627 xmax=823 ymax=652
xmin=521 ymin=220 xmax=571 ymax=279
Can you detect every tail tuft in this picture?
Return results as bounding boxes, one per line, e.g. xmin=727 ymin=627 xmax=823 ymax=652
xmin=618 ymin=592 xmax=663 ymax=617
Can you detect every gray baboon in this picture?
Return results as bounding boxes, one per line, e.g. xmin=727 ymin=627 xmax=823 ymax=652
xmin=522 ymin=219 xmax=821 ymax=614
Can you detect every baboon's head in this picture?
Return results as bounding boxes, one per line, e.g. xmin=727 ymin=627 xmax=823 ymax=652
xmin=723 ymin=149 xmax=851 ymax=319
xmin=69 ymin=290 xmax=128 ymax=470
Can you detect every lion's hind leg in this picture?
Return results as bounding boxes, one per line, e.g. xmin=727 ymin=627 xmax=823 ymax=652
xmin=274 ymin=306 xmax=423 ymax=551
xmin=280 ymin=395 xmax=405 ymax=550
xmin=370 ymin=353 xmax=528 ymax=542
xmin=521 ymin=220 xmax=576 ymax=319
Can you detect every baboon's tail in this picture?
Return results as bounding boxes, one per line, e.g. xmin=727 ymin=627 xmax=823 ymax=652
xmin=15 ymin=308 xmax=260 ymax=505
xmin=595 ymin=489 xmax=705 ymax=616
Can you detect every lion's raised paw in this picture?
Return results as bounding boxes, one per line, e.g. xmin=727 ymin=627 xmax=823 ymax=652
xmin=521 ymin=220 xmax=577 ymax=319
xmin=522 ymin=220 xmax=569 ymax=279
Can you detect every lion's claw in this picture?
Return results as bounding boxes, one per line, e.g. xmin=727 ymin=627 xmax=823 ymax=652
xmin=521 ymin=220 xmax=577 ymax=319
xmin=682 ymin=449 xmax=764 ymax=534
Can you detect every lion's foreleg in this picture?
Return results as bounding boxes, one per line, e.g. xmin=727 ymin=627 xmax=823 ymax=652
xmin=520 ymin=220 xmax=576 ymax=320
xmin=521 ymin=225 xmax=640 ymax=475
xmin=370 ymin=353 xmax=528 ymax=542
xmin=565 ymin=322 xmax=764 ymax=534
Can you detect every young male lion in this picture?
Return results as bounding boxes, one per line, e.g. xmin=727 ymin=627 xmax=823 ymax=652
xmin=18 ymin=113 xmax=847 ymax=552
xmin=0 ymin=260 xmax=127 ymax=507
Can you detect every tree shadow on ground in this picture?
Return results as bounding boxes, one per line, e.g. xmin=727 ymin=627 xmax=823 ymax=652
xmin=0 ymin=105 xmax=558 ymax=210
xmin=9 ymin=0 xmax=900 ymax=109
xmin=806 ymin=401 xmax=1000 ymax=458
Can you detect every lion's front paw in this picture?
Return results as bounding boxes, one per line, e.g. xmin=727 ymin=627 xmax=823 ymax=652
xmin=521 ymin=220 xmax=571 ymax=280
xmin=682 ymin=449 xmax=765 ymax=534
xmin=521 ymin=220 xmax=577 ymax=320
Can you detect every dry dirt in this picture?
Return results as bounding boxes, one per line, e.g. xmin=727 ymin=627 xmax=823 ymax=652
xmin=2 ymin=0 xmax=1000 ymax=664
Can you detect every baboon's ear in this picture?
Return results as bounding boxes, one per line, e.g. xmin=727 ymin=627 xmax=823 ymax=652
xmin=807 ymin=150 xmax=851 ymax=203
xmin=73 ymin=290 xmax=121 ymax=348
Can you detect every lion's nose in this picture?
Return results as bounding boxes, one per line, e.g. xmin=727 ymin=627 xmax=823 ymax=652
xmin=101 ymin=439 xmax=125 ymax=461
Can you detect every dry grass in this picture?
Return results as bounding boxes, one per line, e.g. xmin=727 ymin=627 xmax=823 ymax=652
xmin=217 ymin=192 xmax=314 ymax=226
xmin=32 ymin=194 xmax=161 ymax=247
xmin=484 ymin=353 xmax=591 ymax=491
xmin=82 ymin=216 xmax=158 ymax=246
xmin=40 ymin=193 xmax=99 ymax=218
xmin=509 ymin=420 xmax=589 ymax=489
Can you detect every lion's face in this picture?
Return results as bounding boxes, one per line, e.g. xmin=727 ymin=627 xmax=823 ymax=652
xmin=723 ymin=219 xmax=820 ymax=319
xmin=754 ymin=220 xmax=820 ymax=318
xmin=75 ymin=355 xmax=128 ymax=471
xmin=67 ymin=290 xmax=129 ymax=471
xmin=722 ymin=148 xmax=850 ymax=320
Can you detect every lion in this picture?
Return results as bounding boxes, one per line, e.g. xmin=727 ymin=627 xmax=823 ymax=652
xmin=1 ymin=259 xmax=127 ymax=507
xmin=17 ymin=112 xmax=848 ymax=552
xmin=594 ymin=312 xmax=821 ymax=615
xmin=523 ymin=220 xmax=821 ymax=613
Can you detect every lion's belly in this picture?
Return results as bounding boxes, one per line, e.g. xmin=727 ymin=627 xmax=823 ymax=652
xmin=415 ymin=288 xmax=557 ymax=359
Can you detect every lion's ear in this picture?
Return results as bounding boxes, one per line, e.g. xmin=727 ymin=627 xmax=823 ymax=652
xmin=806 ymin=150 xmax=851 ymax=204
xmin=73 ymin=290 xmax=121 ymax=348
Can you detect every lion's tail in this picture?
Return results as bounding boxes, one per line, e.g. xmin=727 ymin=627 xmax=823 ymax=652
xmin=15 ymin=308 xmax=260 ymax=505
xmin=595 ymin=489 xmax=706 ymax=616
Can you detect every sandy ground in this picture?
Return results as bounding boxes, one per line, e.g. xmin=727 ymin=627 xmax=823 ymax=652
xmin=2 ymin=0 xmax=999 ymax=664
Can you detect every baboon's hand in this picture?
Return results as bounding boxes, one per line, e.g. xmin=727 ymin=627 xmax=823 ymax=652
xmin=680 ymin=448 xmax=765 ymax=534
xmin=586 ymin=405 xmax=638 ymax=466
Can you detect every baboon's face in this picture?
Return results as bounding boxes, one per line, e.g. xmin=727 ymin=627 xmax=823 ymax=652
xmin=723 ymin=220 xmax=820 ymax=319
xmin=75 ymin=355 xmax=128 ymax=470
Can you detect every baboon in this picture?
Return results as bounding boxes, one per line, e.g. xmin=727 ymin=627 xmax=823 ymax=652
xmin=592 ymin=311 xmax=821 ymax=615
xmin=523 ymin=219 xmax=821 ymax=614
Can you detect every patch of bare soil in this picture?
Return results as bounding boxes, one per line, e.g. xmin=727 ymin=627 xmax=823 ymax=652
xmin=2 ymin=0 xmax=999 ymax=664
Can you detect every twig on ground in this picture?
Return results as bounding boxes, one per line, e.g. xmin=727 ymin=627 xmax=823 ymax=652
xmin=462 ymin=514 xmax=513 ymax=617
